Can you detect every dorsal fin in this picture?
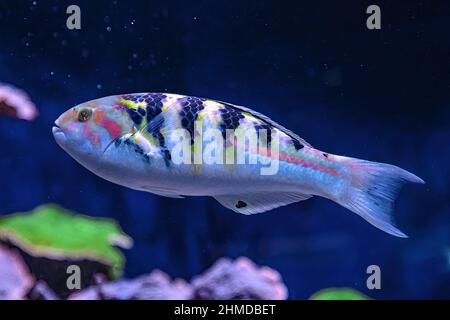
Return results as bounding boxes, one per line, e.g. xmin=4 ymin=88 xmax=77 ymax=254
xmin=215 ymin=100 xmax=312 ymax=148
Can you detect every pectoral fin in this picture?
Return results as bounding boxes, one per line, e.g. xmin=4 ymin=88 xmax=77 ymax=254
xmin=151 ymin=191 xmax=184 ymax=199
xmin=136 ymin=185 xmax=185 ymax=198
xmin=139 ymin=112 xmax=165 ymax=136
xmin=214 ymin=192 xmax=312 ymax=215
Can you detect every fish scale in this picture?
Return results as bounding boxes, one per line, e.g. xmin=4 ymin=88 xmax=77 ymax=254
xmin=179 ymin=96 xmax=205 ymax=145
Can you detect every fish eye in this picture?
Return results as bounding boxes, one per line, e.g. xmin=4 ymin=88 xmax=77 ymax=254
xmin=78 ymin=109 xmax=91 ymax=122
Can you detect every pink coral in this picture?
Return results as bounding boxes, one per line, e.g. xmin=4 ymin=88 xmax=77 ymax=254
xmin=0 ymin=245 xmax=35 ymax=300
xmin=69 ymin=257 xmax=288 ymax=300
xmin=0 ymin=83 xmax=38 ymax=120
xmin=69 ymin=269 xmax=192 ymax=300
xmin=191 ymin=257 xmax=288 ymax=300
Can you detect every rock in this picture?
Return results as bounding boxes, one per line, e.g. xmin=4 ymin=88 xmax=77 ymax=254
xmin=0 ymin=204 xmax=133 ymax=298
xmin=0 ymin=245 xmax=34 ymax=300
xmin=0 ymin=204 xmax=133 ymax=279
xmin=28 ymin=280 xmax=58 ymax=300
xmin=69 ymin=269 xmax=192 ymax=300
xmin=191 ymin=257 xmax=288 ymax=300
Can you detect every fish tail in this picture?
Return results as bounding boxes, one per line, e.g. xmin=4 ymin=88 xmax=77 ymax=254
xmin=333 ymin=156 xmax=424 ymax=237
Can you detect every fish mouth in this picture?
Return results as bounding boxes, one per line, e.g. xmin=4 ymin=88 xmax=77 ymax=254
xmin=52 ymin=122 xmax=65 ymax=140
xmin=52 ymin=126 xmax=62 ymax=134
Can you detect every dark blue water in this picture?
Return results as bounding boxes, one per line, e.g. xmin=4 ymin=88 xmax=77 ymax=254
xmin=0 ymin=0 xmax=449 ymax=298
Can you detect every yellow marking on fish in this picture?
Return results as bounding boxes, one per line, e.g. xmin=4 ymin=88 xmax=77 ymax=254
xmin=141 ymin=130 xmax=159 ymax=145
xmin=188 ymin=141 xmax=203 ymax=175
xmin=133 ymin=132 xmax=161 ymax=155
xmin=194 ymin=164 xmax=202 ymax=175
xmin=241 ymin=111 xmax=258 ymax=122
xmin=119 ymin=98 xmax=146 ymax=110
xmin=203 ymin=100 xmax=224 ymax=109
xmin=160 ymin=127 xmax=168 ymax=139
xmin=224 ymin=139 xmax=236 ymax=167
xmin=162 ymin=102 xmax=170 ymax=111
xmin=162 ymin=94 xmax=185 ymax=111
xmin=200 ymin=101 xmax=225 ymax=126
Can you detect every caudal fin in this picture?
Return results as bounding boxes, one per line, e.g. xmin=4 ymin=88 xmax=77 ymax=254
xmin=334 ymin=156 xmax=424 ymax=238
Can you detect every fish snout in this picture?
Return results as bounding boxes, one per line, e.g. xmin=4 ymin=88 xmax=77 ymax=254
xmin=52 ymin=125 xmax=63 ymax=135
xmin=52 ymin=114 xmax=66 ymax=141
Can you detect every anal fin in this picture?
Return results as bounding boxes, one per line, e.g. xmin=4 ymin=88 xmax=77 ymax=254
xmin=214 ymin=192 xmax=312 ymax=215
xmin=137 ymin=186 xmax=185 ymax=199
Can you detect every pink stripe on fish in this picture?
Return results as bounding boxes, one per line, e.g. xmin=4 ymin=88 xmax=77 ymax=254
xmin=252 ymin=144 xmax=342 ymax=177
xmin=100 ymin=116 xmax=122 ymax=140
xmin=93 ymin=108 xmax=122 ymax=140
xmin=278 ymin=153 xmax=341 ymax=177
xmin=82 ymin=122 xmax=101 ymax=147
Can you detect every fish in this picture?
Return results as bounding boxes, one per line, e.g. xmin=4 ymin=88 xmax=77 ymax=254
xmin=52 ymin=93 xmax=424 ymax=237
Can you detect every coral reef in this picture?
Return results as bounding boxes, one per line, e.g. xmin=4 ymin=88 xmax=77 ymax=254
xmin=70 ymin=270 xmax=192 ymax=300
xmin=0 ymin=83 xmax=38 ymax=120
xmin=0 ymin=245 xmax=34 ymax=299
xmin=191 ymin=257 xmax=288 ymax=300
xmin=68 ymin=257 xmax=288 ymax=300
xmin=0 ymin=204 xmax=132 ymax=279
xmin=28 ymin=280 xmax=58 ymax=300
xmin=0 ymin=204 xmax=366 ymax=300
xmin=0 ymin=204 xmax=132 ymax=298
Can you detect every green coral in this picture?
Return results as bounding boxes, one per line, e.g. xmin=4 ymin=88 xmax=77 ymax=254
xmin=309 ymin=288 xmax=371 ymax=300
xmin=0 ymin=204 xmax=132 ymax=278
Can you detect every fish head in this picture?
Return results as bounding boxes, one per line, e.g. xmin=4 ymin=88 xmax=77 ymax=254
xmin=52 ymin=96 xmax=134 ymax=167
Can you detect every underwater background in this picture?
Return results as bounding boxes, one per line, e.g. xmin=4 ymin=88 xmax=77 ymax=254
xmin=0 ymin=0 xmax=449 ymax=299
